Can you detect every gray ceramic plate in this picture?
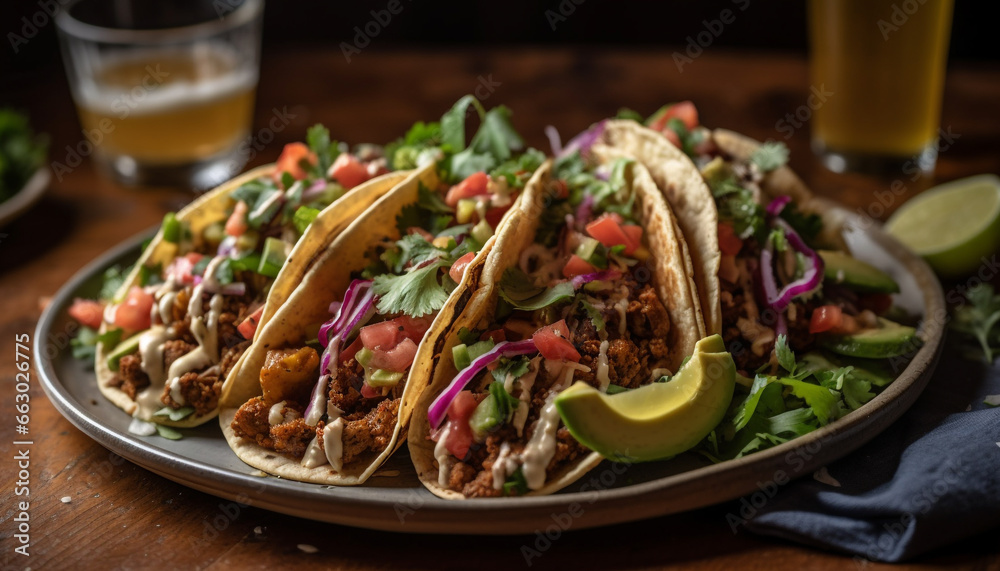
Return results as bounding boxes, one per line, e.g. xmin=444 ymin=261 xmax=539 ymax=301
xmin=35 ymin=210 xmax=945 ymax=534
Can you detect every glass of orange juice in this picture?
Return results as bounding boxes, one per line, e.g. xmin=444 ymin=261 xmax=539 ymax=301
xmin=809 ymin=0 xmax=953 ymax=176
xmin=55 ymin=0 xmax=263 ymax=189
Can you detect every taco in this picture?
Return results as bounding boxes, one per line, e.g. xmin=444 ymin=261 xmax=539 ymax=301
xmin=407 ymin=140 xmax=705 ymax=498
xmin=92 ymin=127 xmax=407 ymax=429
xmin=592 ymin=104 xmax=921 ymax=459
xmin=219 ymin=98 xmax=547 ymax=484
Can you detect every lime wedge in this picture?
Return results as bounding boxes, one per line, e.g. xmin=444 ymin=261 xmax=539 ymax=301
xmin=885 ymin=174 xmax=1000 ymax=277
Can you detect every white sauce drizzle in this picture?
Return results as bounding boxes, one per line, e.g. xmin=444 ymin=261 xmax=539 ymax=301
xmin=138 ymin=325 xmax=168 ymax=386
xmin=512 ymin=357 xmax=541 ymax=436
xmin=323 ymin=418 xmax=345 ymax=472
xmin=491 ymin=442 xmax=518 ymax=490
xmin=249 ymin=190 xmax=284 ymax=224
xmin=521 ymin=395 xmax=563 ymax=490
xmin=615 ymin=287 xmax=630 ymax=337
xmin=301 ymin=436 xmax=327 ymax=468
xmin=650 ymin=367 xmax=673 ymax=381
xmin=596 ymin=340 xmax=611 ymax=392
xmin=434 ymin=425 xmax=454 ymax=487
xmin=268 ymin=400 xmax=288 ymax=425
xmin=168 ymin=376 xmax=186 ymax=405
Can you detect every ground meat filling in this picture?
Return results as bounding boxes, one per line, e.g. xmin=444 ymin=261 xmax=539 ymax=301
xmin=116 ymin=288 xmax=253 ymax=413
xmin=444 ymin=268 xmax=672 ymax=495
xmin=231 ymin=349 xmax=403 ymax=467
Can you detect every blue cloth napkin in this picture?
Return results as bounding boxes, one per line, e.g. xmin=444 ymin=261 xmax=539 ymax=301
xmin=743 ymin=344 xmax=1000 ymax=562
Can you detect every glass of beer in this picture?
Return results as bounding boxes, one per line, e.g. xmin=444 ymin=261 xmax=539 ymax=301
xmin=809 ymin=0 xmax=953 ymax=176
xmin=55 ymin=0 xmax=263 ymax=189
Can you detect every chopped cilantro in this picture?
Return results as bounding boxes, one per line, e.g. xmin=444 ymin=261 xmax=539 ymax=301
xmin=502 ymin=467 xmax=529 ymax=496
xmin=950 ymin=284 xmax=1000 ymax=362
xmin=615 ymin=107 xmax=645 ymax=122
xmin=749 ymin=141 xmax=790 ymax=172
xmin=100 ymin=264 xmax=132 ymax=301
xmin=293 ymin=205 xmax=321 ymax=235
xmin=779 ymin=201 xmax=823 ymax=244
xmin=372 ymin=259 xmax=450 ymax=318
xmin=491 ymin=355 xmax=531 ymax=385
xmin=380 ymin=233 xmax=448 ymax=274
xmin=306 ymin=124 xmax=337 ymax=175
xmin=775 ymin=334 xmax=798 ymax=377
xmin=497 ymin=267 xmax=575 ymax=311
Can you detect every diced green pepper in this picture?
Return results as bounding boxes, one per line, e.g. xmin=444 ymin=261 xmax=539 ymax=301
xmin=368 ymin=368 xmax=404 ymax=387
xmin=469 ymin=381 xmax=519 ymax=436
xmin=162 ymin=212 xmax=182 ymax=244
xmin=356 ymin=347 xmax=373 ymax=368
xmin=471 ymin=219 xmax=492 ymax=245
xmin=257 ymin=237 xmax=287 ymax=278
xmin=230 ymin=252 xmax=261 ymax=273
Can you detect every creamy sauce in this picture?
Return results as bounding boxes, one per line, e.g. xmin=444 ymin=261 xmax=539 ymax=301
xmin=521 ymin=395 xmax=562 ymax=490
xmin=326 ymin=401 xmax=344 ymax=422
xmin=596 ymin=340 xmax=611 ymax=392
xmin=128 ymin=417 xmax=157 ymax=436
xmin=434 ymin=425 xmax=454 ymax=488
xmin=615 ymin=287 xmax=630 ymax=336
xmin=557 ymin=361 xmax=590 ymax=392
xmin=168 ymin=376 xmax=186 ymax=405
xmin=268 ymin=400 xmax=288 ymax=425
xmin=249 ymin=190 xmax=284 ymax=223
xmin=301 ymin=436 xmax=327 ymax=468
xmin=650 ymin=367 xmax=673 ymax=381
xmin=157 ymin=290 xmax=178 ymax=325
xmin=491 ymin=442 xmax=518 ymax=490
xmin=304 ymin=375 xmax=330 ymax=427
xmin=323 ymin=418 xmax=345 ymax=472
xmin=512 ymin=357 xmax=540 ymax=436
xmin=138 ymin=325 xmax=169 ymax=386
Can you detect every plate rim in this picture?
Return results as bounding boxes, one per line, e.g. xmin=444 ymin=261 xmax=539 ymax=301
xmin=34 ymin=212 xmax=946 ymax=534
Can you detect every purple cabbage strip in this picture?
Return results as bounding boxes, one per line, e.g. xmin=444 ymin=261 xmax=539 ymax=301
xmin=575 ymin=193 xmax=595 ymax=228
xmin=759 ymin=219 xmax=824 ymax=313
xmin=544 ymin=125 xmax=563 ymax=156
xmin=571 ymin=269 xmax=622 ymax=290
xmin=558 ymin=120 xmax=607 ymax=159
xmin=765 ymin=195 xmax=792 ymax=217
xmin=303 ymin=374 xmax=331 ymax=427
xmin=428 ymin=339 xmax=538 ymax=428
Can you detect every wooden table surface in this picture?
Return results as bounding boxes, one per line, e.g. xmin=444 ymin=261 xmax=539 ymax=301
xmin=2 ymin=47 xmax=999 ymax=570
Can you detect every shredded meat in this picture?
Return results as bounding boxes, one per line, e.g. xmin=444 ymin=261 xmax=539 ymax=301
xmin=162 ymin=370 xmax=221 ymax=416
xmin=231 ymin=397 xmax=275 ymax=449
xmin=112 ymin=354 xmax=149 ymax=399
xmin=341 ymin=398 xmax=400 ymax=464
xmin=329 ymin=359 xmax=364 ymax=414
xmin=220 ymin=341 xmax=251 ymax=379
xmin=231 ymin=397 xmax=316 ymax=456
xmin=162 ymin=339 xmax=197 ymax=370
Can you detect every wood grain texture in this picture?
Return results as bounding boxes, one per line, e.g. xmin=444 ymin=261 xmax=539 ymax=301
xmin=2 ymin=47 xmax=999 ymax=569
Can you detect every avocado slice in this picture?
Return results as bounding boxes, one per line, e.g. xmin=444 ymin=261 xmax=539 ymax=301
xmin=106 ymin=331 xmax=145 ymax=372
xmin=700 ymin=157 xmax=736 ymax=193
xmin=555 ymin=335 xmax=736 ymax=462
xmin=819 ymin=250 xmax=900 ymax=294
xmin=820 ymin=317 xmax=920 ymax=359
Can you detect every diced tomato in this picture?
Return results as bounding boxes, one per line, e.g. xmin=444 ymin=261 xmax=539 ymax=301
xmin=485 ymin=205 xmax=510 ymax=228
xmin=341 ymin=336 xmax=364 ymax=364
xmin=648 ymin=101 xmax=699 ymax=132
xmin=225 ymin=201 xmax=249 ymax=237
xmin=562 ymin=254 xmax=598 ymax=278
xmin=445 ymin=390 xmax=478 ymax=458
xmin=360 ymin=382 xmax=381 ymax=399
xmin=113 ymin=287 xmax=154 ymax=332
xmin=532 ymin=320 xmax=581 ymax=362
xmin=449 ymin=252 xmax=477 ymax=283
xmin=275 ymin=142 xmax=316 ymax=181
xmin=369 ymin=337 xmax=418 ymax=372
xmin=237 ymin=305 xmax=265 ymax=340
xmin=330 ymin=153 xmax=371 ymax=189
xmin=858 ymin=293 xmax=893 ymax=316
xmin=718 ymin=222 xmax=743 ymax=256
xmin=551 ymin=179 xmax=569 ymax=200
xmin=68 ymin=299 xmax=104 ymax=329
xmin=360 ymin=315 xmax=434 ymax=351
xmin=809 ymin=305 xmax=841 ymax=334
xmin=809 ymin=305 xmax=860 ymax=335
xmin=481 ymin=328 xmax=506 ymax=343
xmin=586 ymin=214 xmax=638 ymax=254
xmin=621 ymin=225 xmax=643 ymax=254
xmin=445 ymin=171 xmax=490 ymax=207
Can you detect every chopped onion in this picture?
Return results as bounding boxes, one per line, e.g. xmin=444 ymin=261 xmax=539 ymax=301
xmin=558 ymin=120 xmax=606 ymax=159
xmin=575 ymin=193 xmax=594 ymax=228
xmin=217 ymin=235 xmax=238 ymax=257
xmin=544 ymin=125 xmax=563 ymax=156
xmin=766 ymin=195 xmax=792 ymax=217
xmin=427 ymin=339 xmax=538 ymax=428
xmin=219 ymin=282 xmax=246 ymax=296
xmin=571 ymin=269 xmax=621 ymax=290
xmin=759 ymin=219 xmax=824 ymax=312
xmin=301 ymin=179 xmax=329 ymax=202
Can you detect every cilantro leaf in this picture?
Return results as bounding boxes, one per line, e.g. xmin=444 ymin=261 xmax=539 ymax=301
xmin=950 ymin=284 xmax=1000 ymax=362
xmin=773 ymin=377 xmax=841 ymax=425
xmin=615 ymin=107 xmax=645 ymax=122
xmin=395 ymin=183 xmax=455 ymax=236
xmin=100 ymin=264 xmax=132 ymax=301
xmin=503 ymin=467 xmax=529 ymax=496
xmin=775 ymin=334 xmax=797 ymax=377
xmin=490 ymin=147 xmax=545 ymax=189
xmin=306 ymin=124 xmax=337 ymax=175
xmin=381 ymin=234 xmax=448 ymax=273
xmin=491 ymin=355 xmax=531 ymax=385
xmin=497 ymin=267 xmax=575 ymax=311
xmin=577 ymin=296 xmax=606 ymax=333
xmin=750 ymin=141 xmax=790 ymax=172
xmin=293 ymin=205 xmax=321 ymax=235
xmin=779 ymin=201 xmax=823 ymax=244
xmin=372 ymin=259 xmax=450 ymax=318
xmin=441 ymin=95 xmax=485 ymax=151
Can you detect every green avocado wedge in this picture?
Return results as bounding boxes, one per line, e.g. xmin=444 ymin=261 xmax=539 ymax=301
xmin=820 ymin=317 xmax=920 ymax=359
xmin=554 ymin=335 xmax=736 ymax=462
xmin=819 ymin=250 xmax=900 ymax=294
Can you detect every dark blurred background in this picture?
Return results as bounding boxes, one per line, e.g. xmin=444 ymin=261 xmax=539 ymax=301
xmin=3 ymin=0 xmax=999 ymax=79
